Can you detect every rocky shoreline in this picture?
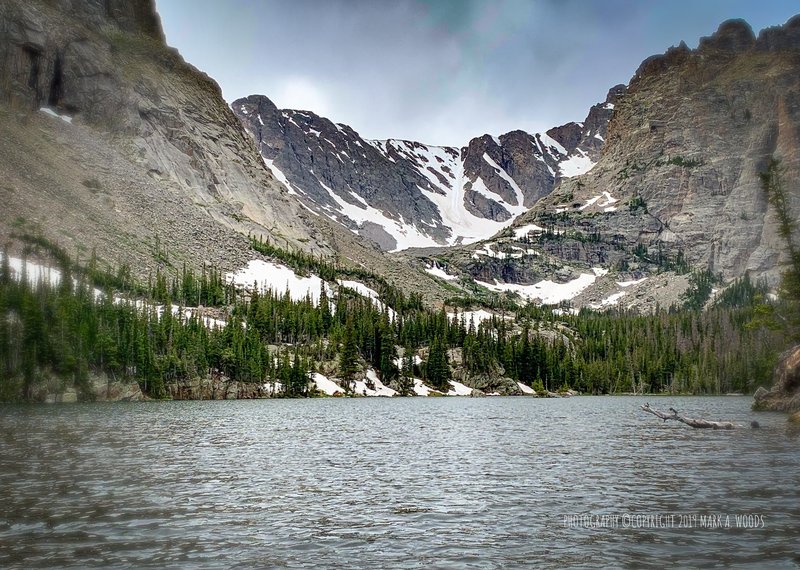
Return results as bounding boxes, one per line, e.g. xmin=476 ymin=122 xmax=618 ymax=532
xmin=7 ymin=370 xmax=583 ymax=402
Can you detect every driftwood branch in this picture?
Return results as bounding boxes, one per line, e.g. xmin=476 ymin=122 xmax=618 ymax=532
xmin=641 ymin=403 xmax=738 ymax=429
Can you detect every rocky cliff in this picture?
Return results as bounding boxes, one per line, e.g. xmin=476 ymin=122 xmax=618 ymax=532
xmin=510 ymin=17 xmax=800 ymax=285
xmin=754 ymin=344 xmax=800 ymax=412
xmin=0 ymin=0 xmax=326 ymax=269
xmin=233 ymin=88 xmax=620 ymax=251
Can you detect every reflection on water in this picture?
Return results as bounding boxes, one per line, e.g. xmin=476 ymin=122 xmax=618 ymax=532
xmin=1 ymin=396 xmax=798 ymax=568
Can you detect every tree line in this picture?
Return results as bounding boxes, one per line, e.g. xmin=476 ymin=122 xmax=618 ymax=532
xmin=0 ymin=240 xmax=789 ymax=401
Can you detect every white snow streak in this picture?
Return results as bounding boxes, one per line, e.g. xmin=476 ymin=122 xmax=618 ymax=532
xmin=39 ymin=107 xmax=73 ymax=124
xmin=477 ymin=269 xmax=607 ymax=305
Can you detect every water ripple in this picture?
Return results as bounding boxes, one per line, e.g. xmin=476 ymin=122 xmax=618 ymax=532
xmin=0 ymin=396 xmax=797 ymax=568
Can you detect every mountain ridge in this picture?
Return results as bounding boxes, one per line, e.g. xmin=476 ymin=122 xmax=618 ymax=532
xmin=232 ymin=85 xmax=624 ymax=251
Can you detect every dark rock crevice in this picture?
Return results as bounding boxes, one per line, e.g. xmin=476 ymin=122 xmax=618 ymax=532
xmin=46 ymin=50 xmax=62 ymax=107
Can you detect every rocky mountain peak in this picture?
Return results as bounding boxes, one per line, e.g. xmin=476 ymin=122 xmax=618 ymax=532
xmin=756 ymin=15 xmax=800 ymax=51
xmin=237 ymin=93 xmax=279 ymax=115
xmin=497 ymin=13 xmax=800 ymax=304
xmin=234 ymin=91 xmax=617 ymax=251
xmin=605 ymin=83 xmax=627 ymax=105
xmin=698 ymin=19 xmax=755 ymax=52
xmin=98 ymin=0 xmax=165 ymax=41
xmin=633 ymin=16 xmax=800 ymax=87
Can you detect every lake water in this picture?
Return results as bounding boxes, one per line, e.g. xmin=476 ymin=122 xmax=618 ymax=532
xmin=1 ymin=396 xmax=798 ymax=568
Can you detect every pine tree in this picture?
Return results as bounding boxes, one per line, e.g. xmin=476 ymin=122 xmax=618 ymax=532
xmin=338 ymin=313 xmax=359 ymax=393
xmin=319 ymin=284 xmax=332 ymax=334
xmin=760 ymin=157 xmax=800 ymax=338
xmin=425 ymin=335 xmax=451 ymax=391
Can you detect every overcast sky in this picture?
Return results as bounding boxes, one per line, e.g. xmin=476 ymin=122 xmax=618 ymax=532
xmin=155 ymin=0 xmax=799 ymax=146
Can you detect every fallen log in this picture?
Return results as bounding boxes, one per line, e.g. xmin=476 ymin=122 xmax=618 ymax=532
xmin=641 ymin=403 xmax=738 ymax=429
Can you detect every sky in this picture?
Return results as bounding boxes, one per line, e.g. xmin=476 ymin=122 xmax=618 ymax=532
xmin=155 ymin=0 xmax=799 ymax=146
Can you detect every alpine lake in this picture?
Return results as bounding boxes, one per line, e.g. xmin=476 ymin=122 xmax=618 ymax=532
xmin=1 ymin=396 xmax=798 ymax=568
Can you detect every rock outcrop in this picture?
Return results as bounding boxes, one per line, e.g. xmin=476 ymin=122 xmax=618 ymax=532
xmin=167 ymin=376 xmax=275 ymax=400
xmin=753 ymin=344 xmax=800 ymax=412
xmin=6 ymin=372 xmax=147 ymax=403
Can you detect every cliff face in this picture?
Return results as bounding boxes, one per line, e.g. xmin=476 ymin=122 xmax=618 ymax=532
xmin=753 ymin=344 xmax=800 ymax=412
xmin=514 ymin=17 xmax=800 ymax=284
xmin=0 ymin=0 xmax=329 ymax=257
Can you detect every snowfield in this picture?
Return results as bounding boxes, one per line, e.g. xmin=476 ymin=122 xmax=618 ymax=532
xmin=478 ymin=269 xmax=605 ymax=305
xmin=226 ymin=260 xmax=332 ymax=305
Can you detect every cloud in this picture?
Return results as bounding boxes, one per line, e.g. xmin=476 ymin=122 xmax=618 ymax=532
xmin=156 ymin=0 xmax=800 ymax=146
xmin=272 ymin=76 xmax=331 ymax=116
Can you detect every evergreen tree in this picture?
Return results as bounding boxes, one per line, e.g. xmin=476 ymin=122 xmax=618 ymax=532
xmin=425 ymin=335 xmax=451 ymax=391
xmin=338 ymin=313 xmax=359 ymax=393
xmin=760 ymin=157 xmax=800 ymax=337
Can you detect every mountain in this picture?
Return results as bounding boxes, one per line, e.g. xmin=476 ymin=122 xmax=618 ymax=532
xmin=509 ymin=18 xmax=800 ymax=283
xmin=414 ymin=17 xmax=800 ymax=311
xmin=0 ymin=0 xmax=321 ymax=267
xmin=0 ymin=0 xmax=452 ymax=304
xmin=3 ymin=1 xmax=799 ymax=315
xmin=232 ymin=86 xmax=623 ymax=251
xmin=0 ymin=3 xmax=795 ymax=404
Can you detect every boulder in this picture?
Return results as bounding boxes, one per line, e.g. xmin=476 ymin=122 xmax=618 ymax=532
xmin=753 ymin=345 xmax=800 ymax=412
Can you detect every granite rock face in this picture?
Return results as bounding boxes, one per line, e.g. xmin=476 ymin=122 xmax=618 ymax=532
xmin=167 ymin=376 xmax=275 ymax=400
xmin=500 ymin=17 xmax=800 ymax=290
xmin=0 ymin=0 xmax=325 ymax=254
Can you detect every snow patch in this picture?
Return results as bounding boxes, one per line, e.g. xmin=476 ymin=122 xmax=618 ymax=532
xmin=513 ymin=224 xmax=544 ymax=239
xmin=39 ymin=107 xmax=72 ymax=124
xmin=537 ymin=132 xmax=567 ymax=156
xmin=358 ymin=369 xmax=397 ymax=397
xmin=226 ymin=260 xmax=331 ymax=305
xmin=425 ymin=262 xmax=458 ymax=281
xmin=579 ymin=195 xmax=601 ymax=211
xmin=589 ymin=291 xmax=626 ymax=309
xmin=482 ymin=153 xmax=524 ymax=207
xmin=478 ymin=270 xmax=605 ymax=305
xmin=313 ymin=373 xmax=343 ymax=396
xmin=447 ymin=380 xmax=473 ymax=396
xmin=560 ymin=154 xmax=595 ymax=178
xmin=412 ymin=379 xmax=435 ymax=396
xmin=264 ymin=159 xmax=298 ymax=195
xmin=447 ymin=309 xmax=509 ymax=328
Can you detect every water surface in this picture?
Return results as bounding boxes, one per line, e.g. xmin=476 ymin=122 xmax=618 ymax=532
xmin=1 ymin=396 xmax=798 ymax=568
